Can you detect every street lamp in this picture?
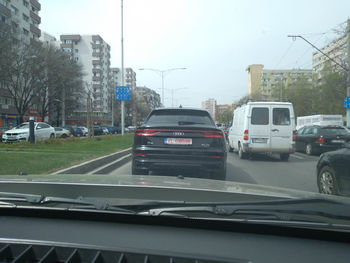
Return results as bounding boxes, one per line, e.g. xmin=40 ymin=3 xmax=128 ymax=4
xmin=168 ymin=87 xmax=188 ymax=107
xmin=139 ymin=68 xmax=187 ymax=106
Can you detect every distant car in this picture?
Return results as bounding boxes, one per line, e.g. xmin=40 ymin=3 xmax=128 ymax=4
xmin=2 ymin=122 xmax=55 ymax=143
xmin=78 ymin=126 xmax=88 ymax=136
xmin=127 ymin=126 xmax=136 ymax=132
xmin=93 ymin=126 xmax=104 ymax=136
xmin=63 ymin=127 xmax=77 ymax=137
xmin=220 ymin=127 xmax=229 ymax=140
xmin=54 ymin=127 xmax=71 ymax=138
xmin=102 ymin=127 xmax=109 ymax=135
xmin=132 ymin=108 xmax=227 ymax=180
xmin=296 ymin=125 xmax=350 ymax=155
xmin=317 ymin=144 xmax=350 ymax=196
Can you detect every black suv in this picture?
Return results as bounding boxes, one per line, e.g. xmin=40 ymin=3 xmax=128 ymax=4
xmin=132 ymin=108 xmax=227 ymax=180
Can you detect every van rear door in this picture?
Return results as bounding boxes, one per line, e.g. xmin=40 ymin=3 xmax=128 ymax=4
xmin=249 ymin=106 xmax=271 ymax=150
xmin=270 ymin=106 xmax=293 ymax=152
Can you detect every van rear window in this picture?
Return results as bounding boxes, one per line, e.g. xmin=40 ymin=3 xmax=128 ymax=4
xmin=251 ymin=108 xmax=269 ymax=125
xmin=273 ymin=108 xmax=290 ymax=126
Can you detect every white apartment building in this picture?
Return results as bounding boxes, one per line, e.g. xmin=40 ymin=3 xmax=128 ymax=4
xmin=201 ymin=98 xmax=217 ymax=121
xmin=312 ymin=34 xmax=347 ymax=75
xmin=60 ymin=34 xmax=112 ymax=124
xmin=110 ymin=67 xmax=136 ymax=90
xmin=0 ymin=0 xmax=41 ymax=43
xmin=40 ymin=31 xmax=60 ymax=48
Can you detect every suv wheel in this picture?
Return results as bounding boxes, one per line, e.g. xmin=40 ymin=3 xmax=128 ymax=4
xmin=211 ymin=166 xmax=226 ymax=181
xmin=317 ymin=166 xmax=339 ymax=195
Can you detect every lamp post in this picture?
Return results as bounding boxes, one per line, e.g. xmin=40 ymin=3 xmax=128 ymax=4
xmin=139 ymin=68 xmax=187 ymax=106
xmin=169 ymin=87 xmax=188 ymax=107
xmin=54 ymin=98 xmax=65 ymax=127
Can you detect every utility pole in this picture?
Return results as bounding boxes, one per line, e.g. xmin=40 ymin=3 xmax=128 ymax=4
xmin=121 ymin=0 xmax=125 ymax=135
xmin=346 ymin=19 xmax=350 ymax=126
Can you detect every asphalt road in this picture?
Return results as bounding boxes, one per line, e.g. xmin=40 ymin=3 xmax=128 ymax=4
xmin=111 ymin=151 xmax=320 ymax=193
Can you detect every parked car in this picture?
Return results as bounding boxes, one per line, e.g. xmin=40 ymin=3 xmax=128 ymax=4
xmin=220 ymin=127 xmax=229 ymax=140
xmin=78 ymin=126 xmax=88 ymax=136
xmin=63 ymin=126 xmax=77 ymax=137
xmin=101 ymin=127 xmax=109 ymax=135
xmin=93 ymin=126 xmax=104 ymax=136
xmin=128 ymin=126 xmax=136 ymax=132
xmin=228 ymin=102 xmax=296 ymax=161
xmin=2 ymin=122 xmax=55 ymax=143
xmin=54 ymin=127 xmax=71 ymax=138
xmin=317 ymin=144 xmax=350 ymax=196
xmin=295 ymin=125 xmax=350 ymax=155
xmin=132 ymin=108 xmax=227 ymax=180
xmin=0 ymin=127 xmax=9 ymax=142
xmin=73 ymin=127 xmax=84 ymax=137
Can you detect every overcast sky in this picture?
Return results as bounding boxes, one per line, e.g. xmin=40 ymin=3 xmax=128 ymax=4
xmin=40 ymin=0 xmax=350 ymax=107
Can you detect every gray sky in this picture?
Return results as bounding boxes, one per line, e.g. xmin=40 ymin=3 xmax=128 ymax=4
xmin=40 ymin=0 xmax=350 ymax=107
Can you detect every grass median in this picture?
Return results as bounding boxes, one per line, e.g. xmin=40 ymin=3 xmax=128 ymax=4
xmin=0 ymin=134 xmax=133 ymax=175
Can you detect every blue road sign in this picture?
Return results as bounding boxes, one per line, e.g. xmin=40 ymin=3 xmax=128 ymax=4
xmin=115 ymin=86 xmax=130 ymax=101
xmin=345 ymin=97 xmax=350 ymax=109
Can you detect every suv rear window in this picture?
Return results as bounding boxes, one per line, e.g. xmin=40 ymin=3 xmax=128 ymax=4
xmin=146 ymin=110 xmax=215 ymax=126
xmin=251 ymin=108 xmax=269 ymax=125
xmin=320 ymin=127 xmax=350 ymax=136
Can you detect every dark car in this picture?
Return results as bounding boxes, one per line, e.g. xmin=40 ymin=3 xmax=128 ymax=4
xmin=93 ymin=126 xmax=104 ymax=136
xmin=73 ymin=127 xmax=84 ymax=137
xmin=132 ymin=108 xmax=227 ymax=180
xmin=295 ymin=125 xmax=350 ymax=155
xmin=220 ymin=127 xmax=229 ymax=140
xmin=317 ymin=144 xmax=350 ymax=196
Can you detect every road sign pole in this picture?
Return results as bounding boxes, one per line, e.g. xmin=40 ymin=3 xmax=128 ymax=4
xmin=346 ymin=19 xmax=350 ymax=126
xmin=121 ymin=0 xmax=125 ymax=135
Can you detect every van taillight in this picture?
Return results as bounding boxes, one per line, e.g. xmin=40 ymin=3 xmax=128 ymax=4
xmin=316 ymin=136 xmax=325 ymax=143
xmin=293 ymin=130 xmax=296 ymax=142
xmin=243 ymin=130 xmax=248 ymax=141
xmin=135 ymin=129 xmax=160 ymax=137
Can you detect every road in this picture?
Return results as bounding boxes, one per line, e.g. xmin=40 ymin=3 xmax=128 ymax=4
xmin=111 ymin=151 xmax=320 ymax=193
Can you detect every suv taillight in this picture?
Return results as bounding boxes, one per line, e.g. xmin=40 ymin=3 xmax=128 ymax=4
xmin=243 ymin=130 xmax=248 ymax=141
xmin=135 ymin=129 xmax=160 ymax=137
xmin=203 ymin=131 xmax=223 ymax=138
xmin=316 ymin=136 xmax=325 ymax=143
xmin=293 ymin=130 xmax=296 ymax=142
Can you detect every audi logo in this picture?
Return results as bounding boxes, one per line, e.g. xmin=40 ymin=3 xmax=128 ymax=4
xmin=173 ymin=132 xmax=184 ymax=136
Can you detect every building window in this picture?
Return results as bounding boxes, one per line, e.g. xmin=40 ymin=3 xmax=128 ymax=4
xmin=23 ymin=0 xmax=29 ymax=7
xmin=10 ymin=5 xmax=18 ymax=15
xmin=22 ymin=14 xmax=29 ymax=22
xmin=1 ymin=15 xmax=6 ymax=23
xmin=75 ymin=49 xmax=78 ymax=53
xmin=0 ymin=0 xmax=9 ymax=7
xmin=23 ymin=28 xmax=29 ymax=36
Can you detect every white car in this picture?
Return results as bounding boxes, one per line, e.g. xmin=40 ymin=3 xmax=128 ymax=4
xmin=54 ymin=127 xmax=71 ymax=138
xmin=2 ymin=122 xmax=56 ymax=143
xmin=78 ymin=126 xmax=88 ymax=136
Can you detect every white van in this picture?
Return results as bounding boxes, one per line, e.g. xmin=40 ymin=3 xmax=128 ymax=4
xmin=228 ymin=102 xmax=296 ymax=161
xmin=296 ymin=115 xmax=343 ymax=130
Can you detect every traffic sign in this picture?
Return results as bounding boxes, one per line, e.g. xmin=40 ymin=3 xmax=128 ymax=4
xmin=345 ymin=97 xmax=350 ymax=109
xmin=115 ymin=86 xmax=130 ymax=101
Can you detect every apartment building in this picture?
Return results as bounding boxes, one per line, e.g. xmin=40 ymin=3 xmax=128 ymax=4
xmin=312 ymin=34 xmax=347 ymax=75
xmin=0 ymin=0 xmax=41 ymax=128
xmin=201 ymin=98 xmax=217 ymax=121
xmin=40 ymin=31 xmax=59 ymax=48
xmin=60 ymin=34 xmax=112 ymax=125
xmin=0 ymin=0 xmax=41 ymax=42
xmin=110 ymin=67 xmax=137 ymax=90
xmin=247 ymin=64 xmax=312 ymax=100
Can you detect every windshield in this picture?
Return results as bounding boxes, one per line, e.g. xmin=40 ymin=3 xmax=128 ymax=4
xmin=1 ymin=0 xmax=350 ymax=231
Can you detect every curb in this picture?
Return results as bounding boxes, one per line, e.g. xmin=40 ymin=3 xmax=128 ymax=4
xmin=54 ymin=148 xmax=132 ymax=174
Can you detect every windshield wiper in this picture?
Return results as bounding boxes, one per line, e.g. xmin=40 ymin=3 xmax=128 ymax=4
xmin=139 ymin=198 xmax=350 ymax=224
xmin=0 ymin=192 xmax=135 ymax=214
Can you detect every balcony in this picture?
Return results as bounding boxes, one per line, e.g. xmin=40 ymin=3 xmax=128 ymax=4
xmin=93 ymin=76 xmax=102 ymax=82
xmin=30 ymin=10 xmax=41 ymax=24
xmin=60 ymin=35 xmax=81 ymax=41
xmin=0 ymin=3 xmax=11 ymax=17
xmin=91 ymin=43 xmax=101 ymax=49
xmin=92 ymin=35 xmax=102 ymax=42
xmin=92 ymin=60 xmax=102 ymax=65
xmin=30 ymin=24 xmax=41 ymax=38
xmin=61 ymin=43 xmax=73 ymax=49
xmin=30 ymin=0 xmax=41 ymax=11
xmin=92 ymin=52 xmax=103 ymax=58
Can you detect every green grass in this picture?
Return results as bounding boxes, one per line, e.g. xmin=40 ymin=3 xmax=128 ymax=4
xmin=0 ymin=134 xmax=133 ymax=175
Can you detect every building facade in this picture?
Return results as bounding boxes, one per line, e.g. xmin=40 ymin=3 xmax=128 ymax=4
xmin=201 ymin=98 xmax=217 ymax=121
xmin=110 ymin=67 xmax=136 ymax=90
xmin=312 ymin=34 xmax=347 ymax=75
xmin=60 ymin=34 xmax=112 ymax=125
xmin=40 ymin=31 xmax=59 ymax=48
xmin=247 ymin=64 xmax=312 ymax=100
xmin=0 ymin=0 xmax=41 ymax=42
xmin=0 ymin=0 xmax=41 ymax=128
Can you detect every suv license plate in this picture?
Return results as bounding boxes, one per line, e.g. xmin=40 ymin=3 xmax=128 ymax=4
xmin=165 ymin=138 xmax=192 ymax=145
xmin=332 ymin=139 xmax=345 ymax=143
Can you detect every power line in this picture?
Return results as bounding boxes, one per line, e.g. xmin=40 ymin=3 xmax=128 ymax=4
xmin=273 ymin=41 xmax=295 ymax=69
